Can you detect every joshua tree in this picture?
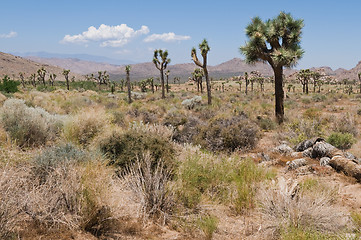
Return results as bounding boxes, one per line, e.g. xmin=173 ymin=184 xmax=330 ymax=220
xmin=192 ymin=68 xmax=204 ymax=93
xmin=147 ymin=77 xmax=154 ymax=93
xmin=125 ymin=65 xmax=132 ymax=104
xmin=244 ymin=72 xmax=249 ymax=95
xmin=37 ymin=67 xmax=47 ymax=86
xmin=153 ymin=49 xmax=171 ymax=99
xmin=62 ymin=69 xmax=70 ymax=90
xmin=240 ymin=12 xmax=304 ymax=123
xmin=110 ymin=81 xmax=115 ymax=94
xmin=311 ymin=71 xmax=321 ymax=93
xmin=120 ymin=78 xmax=125 ymax=91
xmin=19 ymin=72 xmax=25 ymax=88
xmin=49 ymin=73 xmax=56 ymax=87
xmin=30 ymin=73 xmax=36 ymax=87
xmin=297 ymin=69 xmax=312 ymax=94
xmin=358 ymin=72 xmax=361 ymax=93
xmin=192 ymin=39 xmax=211 ymax=105
xmin=165 ymin=70 xmax=170 ymax=93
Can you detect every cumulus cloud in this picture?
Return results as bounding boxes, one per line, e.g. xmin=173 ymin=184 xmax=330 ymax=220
xmin=143 ymin=32 xmax=190 ymax=42
xmin=0 ymin=31 xmax=17 ymax=39
xmin=61 ymin=24 xmax=149 ymax=47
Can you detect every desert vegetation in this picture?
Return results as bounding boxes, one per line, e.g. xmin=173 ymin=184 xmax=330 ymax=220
xmin=1 ymin=11 xmax=361 ymax=240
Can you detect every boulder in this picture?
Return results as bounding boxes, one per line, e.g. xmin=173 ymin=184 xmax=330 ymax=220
xmin=311 ymin=141 xmax=336 ymax=158
xmin=287 ymin=158 xmax=308 ymax=170
xmin=302 ymin=147 xmax=313 ymax=158
xmin=291 ymin=151 xmax=304 ymax=158
xmin=295 ymin=137 xmax=324 ymax=152
xmin=320 ymin=157 xmax=331 ymax=166
xmin=329 ymin=156 xmax=361 ymax=182
xmin=273 ymin=144 xmax=294 ymax=155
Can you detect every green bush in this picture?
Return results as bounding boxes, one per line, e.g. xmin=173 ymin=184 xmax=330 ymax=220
xmin=0 ymin=75 xmax=19 ymax=93
xmin=1 ymin=99 xmax=64 ymax=147
xmin=195 ymin=114 xmax=259 ymax=152
xmin=99 ymin=126 xmax=175 ymax=170
xmin=327 ymin=132 xmax=356 ymax=149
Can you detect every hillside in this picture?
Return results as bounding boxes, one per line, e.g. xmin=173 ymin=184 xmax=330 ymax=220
xmin=0 ymin=52 xmax=84 ymax=81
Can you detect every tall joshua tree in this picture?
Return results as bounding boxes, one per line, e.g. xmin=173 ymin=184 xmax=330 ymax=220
xmin=63 ymin=69 xmax=70 ymax=90
xmin=297 ymin=69 xmax=312 ymax=94
xmin=153 ymin=49 xmax=170 ymax=99
xmin=192 ymin=39 xmax=211 ymax=105
xmin=125 ymin=65 xmax=132 ymax=103
xmin=240 ymin=12 xmax=304 ymax=123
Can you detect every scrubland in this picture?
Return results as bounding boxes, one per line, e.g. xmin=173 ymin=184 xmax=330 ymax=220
xmin=1 ymin=81 xmax=361 ymax=239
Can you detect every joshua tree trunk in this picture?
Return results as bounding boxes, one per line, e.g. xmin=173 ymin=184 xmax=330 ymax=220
xmin=127 ymin=72 xmax=132 ymax=103
xmin=305 ymin=80 xmax=309 ymax=94
xmin=302 ymin=83 xmax=305 ymax=93
xmin=160 ymin=69 xmax=165 ymax=99
xmin=274 ymin=66 xmax=284 ymax=124
xmin=166 ymin=74 xmax=169 ymax=93
xmin=204 ymin=68 xmax=211 ymax=105
xmin=239 ymin=82 xmax=242 ymax=93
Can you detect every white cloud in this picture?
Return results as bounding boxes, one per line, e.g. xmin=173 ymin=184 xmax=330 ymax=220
xmin=61 ymin=24 xmax=149 ymax=47
xmin=144 ymin=32 xmax=190 ymax=42
xmin=0 ymin=31 xmax=17 ymax=39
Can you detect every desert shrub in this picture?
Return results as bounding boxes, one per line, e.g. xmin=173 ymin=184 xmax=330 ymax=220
xmin=327 ymin=132 xmax=356 ymax=150
xmin=331 ymin=114 xmax=358 ymax=137
xmin=98 ymin=122 xmax=175 ymax=170
xmin=303 ymin=108 xmax=321 ymax=119
xmin=123 ymin=152 xmax=173 ymax=223
xmin=33 ymin=143 xmax=88 ymax=182
xmin=257 ymin=116 xmax=276 ymax=131
xmin=351 ymin=211 xmax=361 ymax=234
xmin=312 ymin=94 xmax=327 ymax=102
xmin=258 ymin=177 xmax=347 ymax=239
xmin=1 ymin=99 xmax=64 ymax=147
xmin=280 ymin=227 xmax=340 ymax=240
xmin=0 ymin=75 xmax=19 ymax=93
xmin=63 ymin=107 xmax=108 ymax=146
xmin=195 ymin=114 xmax=259 ymax=152
xmin=181 ymin=96 xmax=202 ymax=110
xmin=286 ymin=119 xmax=324 ymax=145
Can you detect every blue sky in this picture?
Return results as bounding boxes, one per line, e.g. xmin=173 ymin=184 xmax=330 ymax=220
xmin=1 ymin=0 xmax=360 ymax=70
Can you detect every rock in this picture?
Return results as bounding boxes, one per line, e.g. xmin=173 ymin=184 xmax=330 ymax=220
xmin=295 ymin=137 xmax=324 ymax=152
xmin=0 ymin=92 xmax=6 ymax=104
xmin=287 ymin=158 xmax=308 ymax=170
xmin=259 ymin=152 xmax=271 ymax=162
xmin=273 ymin=144 xmax=294 ymax=155
xmin=295 ymin=139 xmax=314 ymax=152
xmin=329 ymin=156 xmax=361 ymax=182
xmin=320 ymin=157 xmax=331 ymax=166
xmin=131 ymin=92 xmax=145 ymax=99
xmin=291 ymin=152 xmax=304 ymax=158
xmin=181 ymin=96 xmax=202 ymax=110
xmin=311 ymin=141 xmax=336 ymax=158
xmin=302 ymin=147 xmax=313 ymax=158
xmin=107 ymin=93 xmax=116 ymax=98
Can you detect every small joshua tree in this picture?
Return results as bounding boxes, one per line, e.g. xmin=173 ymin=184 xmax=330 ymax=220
xmin=244 ymin=72 xmax=249 ymax=95
xmin=19 ymin=72 xmax=25 ymax=88
xmin=30 ymin=73 xmax=36 ymax=87
xmin=62 ymin=69 xmax=70 ymax=90
xmin=147 ymin=77 xmax=154 ymax=93
xmin=192 ymin=68 xmax=204 ymax=93
xmin=153 ymin=49 xmax=170 ymax=99
xmin=49 ymin=73 xmax=56 ymax=87
xmin=125 ymin=65 xmax=132 ymax=103
xmin=311 ymin=71 xmax=321 ymax=93
xmin=192 ymin=39 xmax=211 ymax=104
xmin=297 ymin=69 xmax=312 ymax=94
xmin=37 ymin=67 xmax=47 ymax=86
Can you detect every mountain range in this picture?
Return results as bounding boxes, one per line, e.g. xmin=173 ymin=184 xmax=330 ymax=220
xmin=1 ymin=52 xmax=360 ymax=83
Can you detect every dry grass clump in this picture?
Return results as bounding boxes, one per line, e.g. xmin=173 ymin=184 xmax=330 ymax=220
xmin=257 ymin=177 xmax=347 ymax=239
xmin=63 ymin=107 xmax=109 ymax=146
xmin=1 ymin=98 xmax=64 ymax=147
xmin=331 ymin=114 xmax=358 ymax=137
xmin=0 ymin=166 xmax=30 ymax=239
xmin=122 ymin=152 xmax=174 ymax=224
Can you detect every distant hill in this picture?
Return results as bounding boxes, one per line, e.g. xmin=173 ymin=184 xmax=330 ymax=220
xmin=2 ymin=51 xmax=361 ymax=83
xmin=0 ymin=52 xmax=84 ymax=80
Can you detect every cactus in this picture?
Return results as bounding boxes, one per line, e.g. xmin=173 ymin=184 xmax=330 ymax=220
xmin=191 ymin=39 xmax=211 ymax=105
xmin=153 ymin=49 xmax=170 ymax=99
